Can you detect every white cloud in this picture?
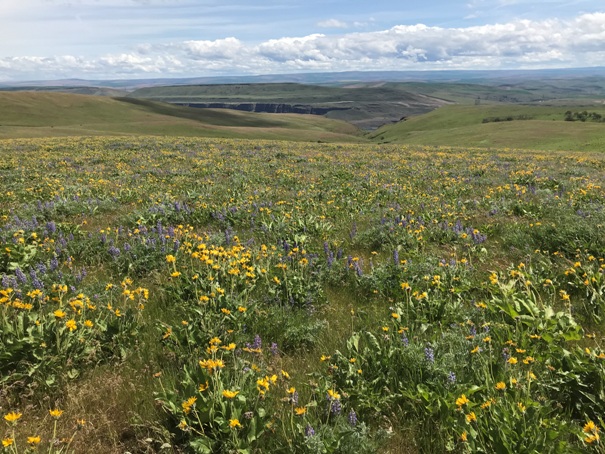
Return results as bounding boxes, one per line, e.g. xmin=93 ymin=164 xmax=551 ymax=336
xmin=317 ymin=19 xmax=348 ymax=29
xmin=1 ymin=12 xmax=605 ymax=80
xmin=183 ymin=37 xmax=246 ymax=60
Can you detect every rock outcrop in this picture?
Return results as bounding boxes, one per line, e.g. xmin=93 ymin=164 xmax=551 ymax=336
xmin=177 ymin=102 xmax=350 ymax=115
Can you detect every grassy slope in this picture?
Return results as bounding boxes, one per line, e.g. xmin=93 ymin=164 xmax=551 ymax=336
xmin=371 ymin=104 xmax=605 ymax=151
xmin=127 ymin=82 xmax=444 ymax=106
xmin=0 ymin=92 xmax=365 ymax=142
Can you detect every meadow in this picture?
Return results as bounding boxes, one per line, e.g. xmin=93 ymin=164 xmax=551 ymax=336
xmin=1 ymin=135 xmax=605 ymax=453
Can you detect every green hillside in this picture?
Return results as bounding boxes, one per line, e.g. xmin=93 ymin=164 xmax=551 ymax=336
xmin=128 ymin=82 xmax=447 ymax=129
xmin=371 ymin=104 xmax=605 ymax=151
xmin=0 ymin=92 xmax=365 ymax=142
xmin=128 ymin=82 xmax=430 ymax=103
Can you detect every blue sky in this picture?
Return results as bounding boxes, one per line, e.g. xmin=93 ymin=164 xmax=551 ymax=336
xmin=1 ymin=0 xmax=604 ymax=81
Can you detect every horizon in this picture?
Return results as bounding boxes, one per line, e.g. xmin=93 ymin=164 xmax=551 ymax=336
xmin=1 ymin=1 xmax=604 ymax=82
xmin=3 ymin=66 xmax=605 ymax=87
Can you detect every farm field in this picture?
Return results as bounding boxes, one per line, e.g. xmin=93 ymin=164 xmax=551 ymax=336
xmin=1 ymin=136 xmax=605 ymax=453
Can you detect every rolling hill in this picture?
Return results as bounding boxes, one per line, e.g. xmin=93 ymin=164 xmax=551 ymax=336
xmin=0 ymin=92 xmax=365 ymax=142
xmin=370 ymin=104 xmax=605 ymax=151
xmin=127 ymin=82 xmax=448 ymax=130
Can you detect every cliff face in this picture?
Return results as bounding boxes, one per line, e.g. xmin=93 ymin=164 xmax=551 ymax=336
xmin=178 ymin=102 xmax=349 ymax=115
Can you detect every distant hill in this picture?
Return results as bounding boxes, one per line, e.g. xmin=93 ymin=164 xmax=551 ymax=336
xmin=2 ymin=68 xmax=605 ymax=130
xmin=0 ymin=85 xmax=128 ymax=97
xmin=2 ymin=67 xmax=605 ymax=89
xmin=127 ymin=82 xmax=448 ymax=130
xmin=370 ymin=104 xmax=605 ymax=151
xmin=0 ymin=92 xmax=365 ymax=142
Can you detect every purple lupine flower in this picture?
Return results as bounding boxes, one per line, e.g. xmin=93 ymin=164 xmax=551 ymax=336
xmin=305 ymin=425 xmax=315 ymax=437
xmin=424 ymin=347 xmax=435 ymax=363
xmin=46 ymin=221 xmax=57 ymax=235
xmin=447 ymin=371 xmax=457 ymax=385
xmin=348 ymin=409 xmax=358 ymax=427
xmin=502 ymin=348 xmax=510 ymax=362
xmin=329 ymin=398 xmax=342 ymax=415
xmin=354 ymin=261 xmax=363 ymax=277
xmin=1 ymin=275 xmax=10 ymax=288
xmin=327 ymin=251 xmax=334 ymax=267
xmin=270 ymin=342 xmax=279 ymax=355
xmin=393 ymin=248 xmax=400 ymax=267
xmin=245 ymin=334 xmax=262 ymax=351
xmin=29 ymin=268 xmax=38 ymax=281
xmin=15 ymin=267 xmax=28 ymax=285
xmin=401 ymin=333 xmax=409 ymax=346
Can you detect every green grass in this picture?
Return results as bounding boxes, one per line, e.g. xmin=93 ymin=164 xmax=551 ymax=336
xmin=127 ymin=82 xmax=435 ymax=105
xmin=4 ymin=92 xmax=605 ymax=151
xmin=371 ymin=104 xmax=605 ymax=151
xmin=0 ymin=91 xmax=365 ymax=142
xmin=2 ymin=136 xmax=605 ymax=453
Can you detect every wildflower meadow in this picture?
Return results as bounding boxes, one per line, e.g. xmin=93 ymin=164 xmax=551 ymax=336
xmin=1 ymin=136 xmax=605 ymax=453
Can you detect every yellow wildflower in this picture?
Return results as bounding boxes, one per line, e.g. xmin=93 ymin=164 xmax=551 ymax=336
xmin=517 ymin=402 xmax=526 ymax=413
xmin=222 ymin=390 xmax=239 ymax=399
xmin=27 ymin=436 xmax=41 ymax=445
xmin=53 ymin=309 xmax=66 ymax=318
xmin=585 ymin=433 xmax=600 ymax=444
xmin=456 ymin=395 xmax=469 ymax=407
xmin=49 ymin=409 xmax=63 ymax=419
xmin=327 ymin=389 xmax=341 ymax=400
xmin=584 ymin=421 xmax=599 ymax=434
xmin=229 ymin=418 xmax=242 ymax=429
xmin=182 ymin=397 xmax=197 ymax=414
xmin=65 ymin=319 xmax=77 ymax=331
xmin=3 ymin=412 xmax=22 ymax=423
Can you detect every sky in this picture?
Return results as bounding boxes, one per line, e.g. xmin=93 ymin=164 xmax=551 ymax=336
xmin=1 ymin=0 xmax=604 ymax=81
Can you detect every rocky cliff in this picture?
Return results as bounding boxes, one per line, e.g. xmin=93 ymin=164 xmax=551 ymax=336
xmin=178 ymin=102 xmax=350 ymax=115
